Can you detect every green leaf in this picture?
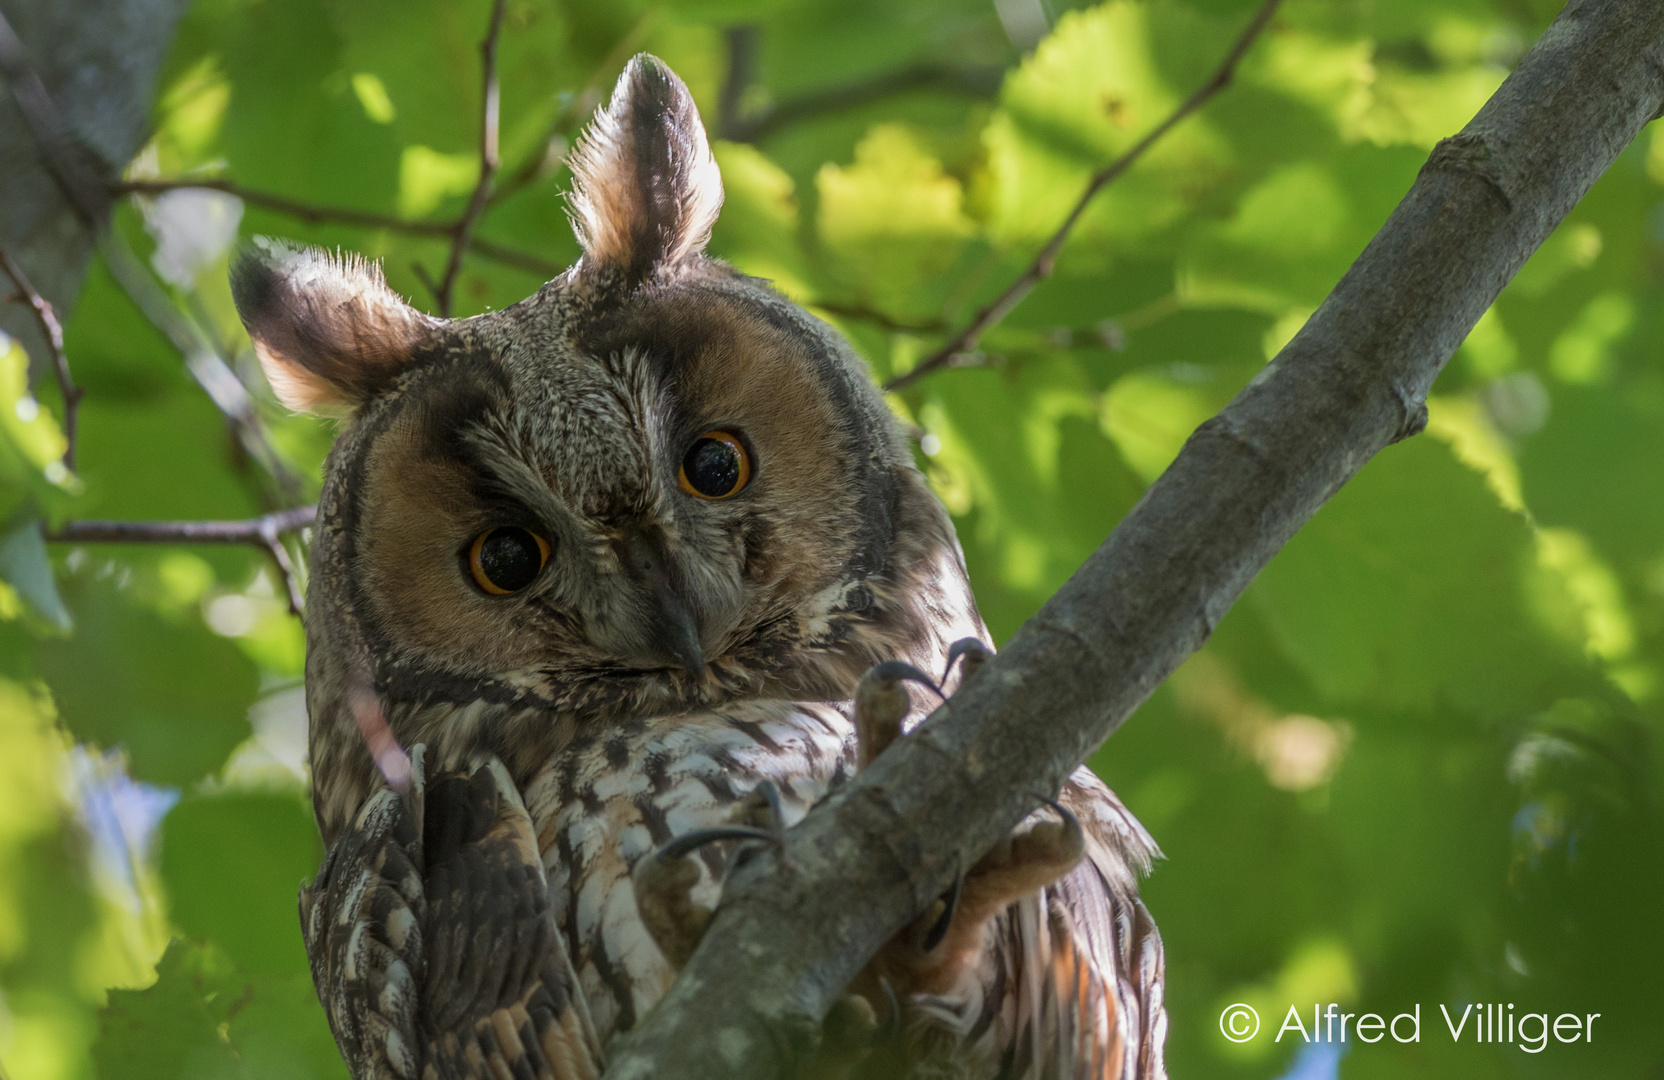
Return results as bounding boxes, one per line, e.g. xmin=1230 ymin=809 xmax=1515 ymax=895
xmin=37 ymin=577 xmax=256 ymax=786
xmin=1249 ymin=436 xmax=1581 ymax=719
xmin=0 ymin=518 xmax=72 ymax=631
xmin=159 ymin=789 xmax=321 ymax=977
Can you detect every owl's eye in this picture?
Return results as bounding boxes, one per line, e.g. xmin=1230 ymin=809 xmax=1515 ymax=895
xmin=678 ymin=430 xmax=751 ymax=499
xmin=467 ymin=527 xmax=551 ymax=595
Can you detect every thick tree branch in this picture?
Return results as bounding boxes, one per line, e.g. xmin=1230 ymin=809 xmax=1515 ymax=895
xmin=47 ymin=505 xmax=315 ymax=615
xmin=605 ymin=1 xmax=1664 ymax=1076
xmin=884 ymin=0 xmax=1281 ymax=393
xmin=0 ymin=247 xmax=81 ymax=469
xmin=431 ymin=0 xmax=507 ymax=317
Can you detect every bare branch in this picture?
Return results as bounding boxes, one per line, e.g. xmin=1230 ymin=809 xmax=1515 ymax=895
xmin=883 ymin=0 xmax=1282 ymax=393
xmin=112 ymin=178 xmax=563 ymax=280
xmin=722 ymin=62 xmax=1005 ymax=144
xmin=0 ymin=248 xmax=82 ymax=470
xmin=604 ymin=1 xmax=1664 ymax=1075
xmin=96 ymin=227 xmax=305 ymax=500
xmin=47 ymin=505 xmax=315 ymax=615
xmin=433 ymin=0 xmax=508 ymax=317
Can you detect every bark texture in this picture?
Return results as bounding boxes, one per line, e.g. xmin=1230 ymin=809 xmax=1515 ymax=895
xmin=602 ymin=1 xmax=1664 ymax=1076
xmin=0 ymin=0 xmax=189 ymax=364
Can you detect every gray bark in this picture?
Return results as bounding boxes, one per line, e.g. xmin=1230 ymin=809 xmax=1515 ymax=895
xmin=603 ymin=1 xmax=1664 ymax=1076
xmin=0 ymin=0 xmax=189 ymax=368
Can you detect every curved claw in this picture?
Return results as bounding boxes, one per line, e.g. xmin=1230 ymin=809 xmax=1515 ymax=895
xmin=748 ymin=778 xmax=785 ymax=838
xmin=944 ymin=638 xmax=992 ymax=686
xmin=921 ymin=872 xmax=963 ymax=953
xmin=873 ymin=975 xmax=902 ymax=1045
xmin=1033 ymin=791 xmax=1083 ymax=847
xmin=865 ymin=660 xmax=944 ymax=698
xmin=634 ymin=825 xmax=778 ymax=973
xmin=856 ymin=662 xmax=941 ymax=769
xmin=655 ymin=824 xmax=781 ymax=862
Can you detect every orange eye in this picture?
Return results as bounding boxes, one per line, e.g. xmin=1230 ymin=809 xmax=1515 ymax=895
xmin=468 ymin=527 xmax=550 ymax=595
xmin=678 ymin=430 xmax=751 ymax=499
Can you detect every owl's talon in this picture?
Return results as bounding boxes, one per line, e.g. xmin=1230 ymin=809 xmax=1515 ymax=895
xmin=855 ymin=660 xmax=939 ymax=769
xmin=634 ymin=824 xmax=781 ymax=970
xmin=729 ymin=778 xmax=786 ymax=841
xmin=943 ymin=637 xmax=992 ymax=686
xmin=873 ymin=975 xmax=901 ymax=1045
xmin=920 ymin=873 xmax=963 ymax=953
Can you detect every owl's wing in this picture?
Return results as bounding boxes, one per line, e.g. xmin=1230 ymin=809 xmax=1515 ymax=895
xmin=301 ymin=748 xmax=603 ymax=1080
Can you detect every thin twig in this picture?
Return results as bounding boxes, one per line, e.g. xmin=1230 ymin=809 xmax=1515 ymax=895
xmin=112 ymin=178 xmax=563 ymax=279
xmin=812 ymin=301 xmax=948 ymax=334
xmin=0 ymin=249 xmax=82 ymax=470
xmin=434 ymin=0 xmax=509 ymax=317
xmin=723 ymin=62 xmax=1005 ymax=143
xmin=488 ymin=8 xmax=661 ymax=208
xmin=883 ymin=0 xmax=1282 ymax=393
xmin=47 ymin=505 xmax=316 ymax=615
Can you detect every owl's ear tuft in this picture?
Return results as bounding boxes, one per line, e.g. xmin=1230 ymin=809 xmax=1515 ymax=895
xmin=231 ymin=238 xmax=442 ymax=415
xmin=566 ymin=54 xmax=724 ymax=284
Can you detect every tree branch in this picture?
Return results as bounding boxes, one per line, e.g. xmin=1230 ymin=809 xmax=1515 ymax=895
xmin=96 ymin=226 xmax=304 ymax=500
xmin=112 ymin=178 xmax=564 ymax=280
xmin=721 ymin=62 xmax=1005 ymax=144
xmin=431 ymin=0 xmax=507 ymax=317
xmin=883 ymin=0 xmax=1281 ymax=393
xmin=46 ymin=505 xmax=316 ymax=615
xmin=604 ymin=1 xmax=1664 ymax=1076
xmin=487 ymin=8 xmax=660 ymax=209
xmin=0 ymin=247 xmax=82 ymax=470
xmin=810 ymin=301 xmax=947 ymax=334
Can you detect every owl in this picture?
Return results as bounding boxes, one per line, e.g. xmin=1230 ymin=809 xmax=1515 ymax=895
xmin=232 ymin=55 xmax=1166 ymax=1080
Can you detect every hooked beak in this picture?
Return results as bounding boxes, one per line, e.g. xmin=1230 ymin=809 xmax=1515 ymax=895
xmin=617 ymin=526 xmax=707 ymax=679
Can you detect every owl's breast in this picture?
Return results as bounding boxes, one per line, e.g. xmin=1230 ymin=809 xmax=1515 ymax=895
xmin=521 ymin=699 xmax=857 ymax=1041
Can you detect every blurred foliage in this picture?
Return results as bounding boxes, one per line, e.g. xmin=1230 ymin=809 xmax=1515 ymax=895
xmin=1 ymin=0 xmax=1662 ymax=1077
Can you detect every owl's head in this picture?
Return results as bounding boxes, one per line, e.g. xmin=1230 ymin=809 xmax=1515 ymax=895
xmin=234 ymin=56 xmax=974 ymax=823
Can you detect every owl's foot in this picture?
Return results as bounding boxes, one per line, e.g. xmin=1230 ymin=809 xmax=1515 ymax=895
xmin=857 ymin=640 xmax=1086 ymax=1000
xmin=631 ymin=779 xmax=784 ymax=970
xmin=301 ymin=747 xmax=603 ymax=1080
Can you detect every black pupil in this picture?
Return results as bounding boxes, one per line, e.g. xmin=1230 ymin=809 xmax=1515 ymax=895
xmin=478 ymin=528 xmax=542 ymax=591
xmin=684 ymin=437 xmax=741 ymax=497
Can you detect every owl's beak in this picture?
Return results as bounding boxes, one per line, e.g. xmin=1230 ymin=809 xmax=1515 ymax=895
xmin=617 ymin=525 xmax=707 ymax=679
xmin=649 ymin=578 xmax=707 ymax=680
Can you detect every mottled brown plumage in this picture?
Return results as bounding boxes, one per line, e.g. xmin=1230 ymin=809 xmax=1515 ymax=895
xmin=238 ymin=54 xmax=1166 ymax=1080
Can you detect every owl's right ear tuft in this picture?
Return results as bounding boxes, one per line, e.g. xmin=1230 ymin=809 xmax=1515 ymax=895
xmin=231 ymin=238 xmax=442 ymax=415
xmin=566 ymin=54 xmax=723 ymax=285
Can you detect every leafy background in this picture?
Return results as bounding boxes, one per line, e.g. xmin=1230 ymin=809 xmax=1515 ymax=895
xmin=2 ymin=0 xmax=1661 ymax=1077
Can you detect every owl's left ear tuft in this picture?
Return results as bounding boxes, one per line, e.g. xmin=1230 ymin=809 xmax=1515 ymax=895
xmin=232 ymin=239 xmax=443 ymax=415
xmin=566 ymin=54 xmax=724 ymax=284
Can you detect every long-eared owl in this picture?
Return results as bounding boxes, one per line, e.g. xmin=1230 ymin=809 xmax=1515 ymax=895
xmin=232 ymin=54 xmax=1166 ymax=1080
